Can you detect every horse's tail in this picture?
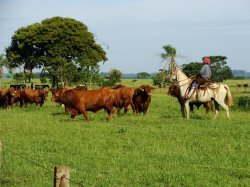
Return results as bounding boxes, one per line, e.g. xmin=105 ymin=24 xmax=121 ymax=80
xmin=224 ymin=85 xmax=234 ymax=106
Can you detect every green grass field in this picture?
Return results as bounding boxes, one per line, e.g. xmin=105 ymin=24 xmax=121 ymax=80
xmin=0 ymin=79 xmax=250 ymax=186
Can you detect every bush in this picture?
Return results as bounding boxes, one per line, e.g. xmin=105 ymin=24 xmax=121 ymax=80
xmin=13 ymin=72 xmax=25 ymax=81
xmin=238 ymin=96 xmax=250 ymax=111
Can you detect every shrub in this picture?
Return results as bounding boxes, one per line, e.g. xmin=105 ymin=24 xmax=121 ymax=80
xmin=238 ymin=96 xmax=250 ymax=111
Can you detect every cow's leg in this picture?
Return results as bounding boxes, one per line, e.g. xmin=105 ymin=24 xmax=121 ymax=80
xmin=106 ymin=106 xmax=115 ymax=121
xmin=20 ymin=98 xmax=24 ymax=107
xmin=117 ymin=107 xmax=122 ymax=116
xmin=81 ymin=110 xmax=90 ymax=122
xmin=143 ymin=103 xmax=148 ymax=115
xmin=64 ymin=106 xmax=69 ymax=114
xmin=4 ymin=98 xmax=8 ymax=109
xmin=204 ymin=102 xmax=212 ymax=113
xmin=70 ymin=113 xmax=76 ymax=119
xmin=39 ymin=101 xmax=44 ymax=106
xmin=180 ymin=103 xmax=186 ymax=117
xmin=66 ymin=108 xmax=78 ymax=119
xmin=131 ymin=102 xmax=136 ymax=114
xmin=189 ymin=103 xmax=194 ymax=113
xmin=134 ymin=104 xmax=139 ymax=114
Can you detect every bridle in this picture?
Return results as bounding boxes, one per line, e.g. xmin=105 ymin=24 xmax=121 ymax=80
xmin=169 ymin=67 xmax=192 ymax=87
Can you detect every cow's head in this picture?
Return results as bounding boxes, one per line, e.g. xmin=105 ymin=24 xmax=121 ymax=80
xmin=51 ymin=92 xmax=59 ymax=102
xmin=141 ymin=85 xmax=155 ymax=96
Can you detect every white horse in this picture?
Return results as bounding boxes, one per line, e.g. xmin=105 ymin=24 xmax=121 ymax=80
xmin=169 ymin=62 xmax=233 ymax=119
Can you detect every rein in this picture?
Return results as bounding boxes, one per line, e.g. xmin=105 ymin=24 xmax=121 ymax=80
xmin=173 ymin=77 xmax=192 ymax=87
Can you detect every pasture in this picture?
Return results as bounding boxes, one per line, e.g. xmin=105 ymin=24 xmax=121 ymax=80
xmin=0 ymin=79 xmax=250 ymax=186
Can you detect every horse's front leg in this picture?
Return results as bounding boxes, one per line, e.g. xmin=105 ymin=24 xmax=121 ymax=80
xmin=185 ymin=101 xmax=190 ymax=119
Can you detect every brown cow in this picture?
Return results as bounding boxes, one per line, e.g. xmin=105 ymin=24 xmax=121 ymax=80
xmin=167 ymin=84 xmax=213 ymax=117
xmin=132 ymin=85 xmax=155 ymax=114
xmin=102 ymin=85 xmax=135 ymax=115
xmin=20 ymin=88 xmax=49 ymax=107
xmin=50 ymin=85 xmax=88 ymax=95
xmin=11 ymin=89 xmax=21 ymax=106
xmin=0 ymin=88 xmax=16 ymax=108
xmin=51 ymin=87 xmax=116 ymax=122
xmin=111 ymin=86 xmax=135 ymax=115
xmin=51 ymin=86 xmax=88 ymax=114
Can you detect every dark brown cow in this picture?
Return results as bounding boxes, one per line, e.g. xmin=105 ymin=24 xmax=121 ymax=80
xmin=132 ymin=85 xmax=155 ymax=114
xmin=167 ymin=84 xmax=213 ymax=117
xmin=20 ymin=88 xmax=49 ymax=107
xmin=0 ymin=88 xmax=16 ymax=108
xmin=51 ymin=88 xmax=116 ymax=122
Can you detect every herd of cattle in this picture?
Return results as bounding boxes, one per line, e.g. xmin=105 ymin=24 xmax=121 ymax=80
xmin=0 ymin=83 xmax=215 ymax=121
xmin=0 ymin=84 xmax=155 ymax=121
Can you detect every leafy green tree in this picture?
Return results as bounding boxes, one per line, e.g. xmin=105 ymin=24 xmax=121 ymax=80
xmin=137 ymin=72 xmax=150 ymax=79
xmin=152 ymin=70 xmax=169 ymax=88
xmin=6 ymin=16 xmax=107 ymax=86
xmin=74 ymin=65 xmax=103 ymax=88
xmin=0 ymin=54 xmax=7 ymax=78
xmin=210 ymin=57 xmax=233 ymax=82
xmin=13 ymin=72 xmax=25 ymax=82
xmin=44 ymin=57 xmax=78 ymax=87
xmin=0 ymin=54 xmax=13 ymax=78
xmin=181 ymin=62 xmax=202 ymax=77
xmin=182 ymin=56 xmax=233 ymax=82
xmin=160 ymin=45 xmax=176 ymax=87
xmin=103 ymin=69 xmax=122 ymax=86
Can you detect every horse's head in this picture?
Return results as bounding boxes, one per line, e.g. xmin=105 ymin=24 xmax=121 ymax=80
xmin=168 ymin=61 xmax=178 ymax=82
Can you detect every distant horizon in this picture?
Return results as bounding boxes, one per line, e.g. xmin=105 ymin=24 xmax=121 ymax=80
xmin=2 ymin=68 xmax=250 ymax=78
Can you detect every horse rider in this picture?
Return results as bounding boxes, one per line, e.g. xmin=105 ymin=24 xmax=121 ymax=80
xmin=185 ymin=57 xmax=212 ymax=100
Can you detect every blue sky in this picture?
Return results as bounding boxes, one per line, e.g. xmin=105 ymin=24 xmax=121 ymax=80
xmin=0 ymin=0 xmax=250 ymax=73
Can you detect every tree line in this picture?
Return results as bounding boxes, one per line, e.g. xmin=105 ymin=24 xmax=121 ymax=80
xmin=0 ymin=17 xmax=234 ymax=87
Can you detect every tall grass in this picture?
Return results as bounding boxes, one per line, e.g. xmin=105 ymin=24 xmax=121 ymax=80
xmin=0 ymin=79 xmax=249 ymax=186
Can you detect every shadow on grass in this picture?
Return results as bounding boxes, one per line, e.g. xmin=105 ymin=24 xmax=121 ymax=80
xmin=51 ymin=112 xmax=67 ymax=116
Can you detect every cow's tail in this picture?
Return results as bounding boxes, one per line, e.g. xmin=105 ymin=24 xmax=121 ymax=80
xmin=224 ymin=85 xmax=234 ymax=106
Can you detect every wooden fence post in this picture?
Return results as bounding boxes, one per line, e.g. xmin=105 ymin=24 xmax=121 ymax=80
xmin=0 ymin=140 xmax=2 ymax=184
xmin=236 ymin=84 xmax=241 ymax=93
xmin=54 ymin=165 xmax=70 ymax=187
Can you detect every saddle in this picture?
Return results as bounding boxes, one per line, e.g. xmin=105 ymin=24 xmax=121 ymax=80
xmin=185 ymin=76 xmax=213 ymax=101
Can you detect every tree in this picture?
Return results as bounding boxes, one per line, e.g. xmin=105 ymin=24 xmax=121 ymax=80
xmin=159 ymin=45 xmax=176 ymax=87
xmin=43 ymin=57 xmax=78 ymax=87
xmin=6 ymin=16 xmax=108 ymax=86
xmin=152 ymin=70 xmax=169 ymax=88
xmin=182 ymin=56 xmax=233 ymax=82
xmin=0 ymin=54 xmax=7 ymax=78
xmin=181 ymin=62 xmax=202 ymax=77
xmin=74 ymin=64 xmax=102 ymax=88
xmin=137 ymin=72 xmax=150 ymax=79
xmin=0 ymin=54 xmax=14 ymax=78
xmin=103 ymin=69 xmax=122 ymax=86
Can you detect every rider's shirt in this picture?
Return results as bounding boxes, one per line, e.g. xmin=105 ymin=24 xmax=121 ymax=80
xmin=200 ymin=64 xmax=211 ymax=78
